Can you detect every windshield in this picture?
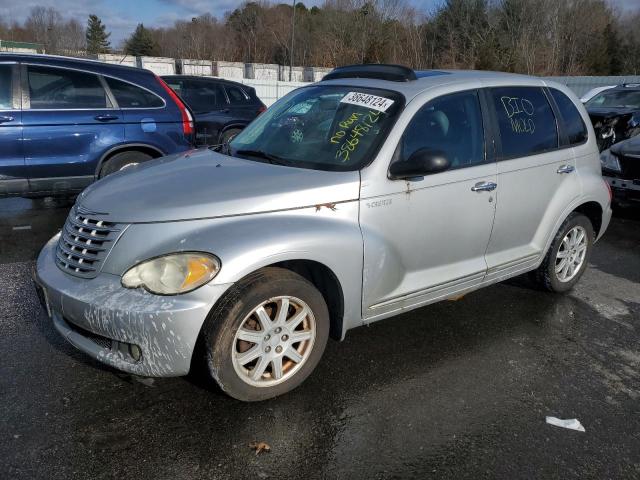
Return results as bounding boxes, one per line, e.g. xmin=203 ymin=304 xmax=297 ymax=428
xmin=228 ymin=85 xmax=404 ymax=171
xmin=586 ymin=89 xmax=640 ymax=109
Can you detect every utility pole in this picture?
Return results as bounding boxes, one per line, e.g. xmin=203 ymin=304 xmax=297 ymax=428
xmin=289 ymin=0 xmax=296 ymax=82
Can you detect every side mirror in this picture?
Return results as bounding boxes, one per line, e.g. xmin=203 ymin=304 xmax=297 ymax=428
xmin=389 ymin=148 xmax=451 ymax=180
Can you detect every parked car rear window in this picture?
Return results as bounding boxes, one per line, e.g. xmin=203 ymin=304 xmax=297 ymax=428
xmin=400 ymin=90 xmax=485 ymax=169
xmin=105 ymin=77 xmax=164 ymax=108
xmin=181 ymin=80 xmax=226 ymax=113
xmin=0 ymin=65 xmax=11 ymax=109
xmin=585 ymin=89 xmax=640 ymax=109
xmin=490 ymin=87 xmax=558 ymax=158
xmin=28 ymin=65 xmax=108 ymax=109
xmin=226 ymin=85 xmax=251 ymax=104
xmin=549 ymin=89 xmax=588 ymax=145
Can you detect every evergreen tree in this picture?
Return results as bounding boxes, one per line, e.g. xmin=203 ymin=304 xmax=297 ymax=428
xmin=85 ymin=14 xmax=111 ymax=54
xmin=124 ymin=23 xmax=156 ymax=56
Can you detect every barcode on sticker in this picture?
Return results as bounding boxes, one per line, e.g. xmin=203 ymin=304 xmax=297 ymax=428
xmin=340 ymin=92 xmax=395 ymax=112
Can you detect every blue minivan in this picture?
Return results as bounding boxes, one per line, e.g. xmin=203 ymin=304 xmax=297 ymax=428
xmin=0 ymin=54 xmax=194 ymax=197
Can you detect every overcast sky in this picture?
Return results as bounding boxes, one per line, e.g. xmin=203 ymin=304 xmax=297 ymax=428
xmin=0 ymin=0 xmax=637 ymax=46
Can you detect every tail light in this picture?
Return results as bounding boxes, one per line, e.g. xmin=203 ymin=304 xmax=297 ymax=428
xmin=155 ymin=75 xmax=194 ymax=136
xmin=257 ymin=105 xmax=267 ymax=115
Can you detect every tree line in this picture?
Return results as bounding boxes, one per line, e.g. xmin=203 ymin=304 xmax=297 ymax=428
xmin=1 ymin=0 xmax=640 ymax=76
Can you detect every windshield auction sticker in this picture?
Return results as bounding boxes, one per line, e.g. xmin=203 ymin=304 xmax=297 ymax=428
xmin=340 ymin=92 xmax=395 ymax=112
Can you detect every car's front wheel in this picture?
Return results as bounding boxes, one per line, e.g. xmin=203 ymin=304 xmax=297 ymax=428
xmin=201 ymin=267 xmax=329 ymax=401
xmin=531 ymin=212 xmax=594 ymax=292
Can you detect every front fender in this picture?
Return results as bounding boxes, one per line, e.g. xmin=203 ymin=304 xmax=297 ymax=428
xmin=102 ymin=202 xmax=364 ymax=334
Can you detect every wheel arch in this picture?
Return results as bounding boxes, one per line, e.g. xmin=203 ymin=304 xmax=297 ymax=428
xmin=572 ymin=201 xmax=603 ymax=238
xmin=269 ymin=259 xmax=345 ymax=341
xmin=95 ymin=143 xmax=165 ymax=177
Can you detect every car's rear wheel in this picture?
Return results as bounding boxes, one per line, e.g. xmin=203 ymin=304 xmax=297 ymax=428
xmin=220 ymin=128 xmax=242 ymax=145
xmin=99 ymin=151 xmax=153 ymax=178
xmin=531 ymin=213 xmax=594 ymax=292
xmin=201 ymin=267 xmax=329 ymax=401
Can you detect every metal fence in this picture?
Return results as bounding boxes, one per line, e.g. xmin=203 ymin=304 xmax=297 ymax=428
xmin=544 ymin=76 xmax=640 ymax=97
xmin=239 ymin=75 xmax=640 ymax=106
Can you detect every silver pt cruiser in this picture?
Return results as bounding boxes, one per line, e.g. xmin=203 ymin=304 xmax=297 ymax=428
xmin=36 ymin=65 xmax=612 ymax=401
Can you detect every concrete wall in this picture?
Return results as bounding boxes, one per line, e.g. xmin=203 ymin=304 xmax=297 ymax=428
xmin=214 ymin=61 xmax=244 ymax=80
xmin=281 ymin=66 xmax=305 ymax=82
xmin=239 ymin=78 xmax=307 ymax=106
xmin=246 ymin=63 xmax=280 ymax=81
xmin=139 ymin=56 xmax=175 ymax=75
xmin=178 ymin=59 xmax=213 ymax=76
xmin=95 ymin=53 xmax=137 ymax=68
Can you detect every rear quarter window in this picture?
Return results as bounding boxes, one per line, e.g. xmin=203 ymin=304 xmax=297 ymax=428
xmin=549 ymin=89 xmax=588 ymax=145
xmin=490 ymin=86 xmax=558 ymax=159
xmin=226 ymin=85 xmax=252 ymax=105
xmin=105 ymin=77 xmax=164 ymax=108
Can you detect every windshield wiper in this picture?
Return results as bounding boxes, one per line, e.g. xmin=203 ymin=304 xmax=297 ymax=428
xmin=234 ymin=149 xmax=290 ymax=166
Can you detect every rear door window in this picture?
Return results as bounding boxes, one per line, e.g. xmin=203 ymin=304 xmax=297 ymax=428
xmin=0 ymin=65 xmax=12 ymax=109
xmin=489 ymin=87 xmax=558 ymax=159
xmin=549 ymin=89 xmax=588 ymax=145
xmin=27 ymin=65 xmax=108 ymax=109
xmin=105 ymin=77 xmax=164 ymax=108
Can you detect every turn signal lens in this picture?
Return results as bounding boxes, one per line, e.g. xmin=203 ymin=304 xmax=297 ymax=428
xmin=122 ymin=253 xmax=220 ymax=295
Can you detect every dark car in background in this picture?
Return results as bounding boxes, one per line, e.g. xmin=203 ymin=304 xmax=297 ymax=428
xmin=585 ymin=84 xmax=640 ymax=152
xmin=0 ymin=54 xmax=194 ymax=198
xmin=600 ymin=135 xmax=640 ymax=207
xmin=162 ymin=75 xmax=266 ymax=146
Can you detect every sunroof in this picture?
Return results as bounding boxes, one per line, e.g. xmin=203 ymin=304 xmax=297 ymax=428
xmin=415 ymin=70 xmax=450 ymax=78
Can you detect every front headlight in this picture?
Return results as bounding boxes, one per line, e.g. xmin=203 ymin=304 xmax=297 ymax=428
xmin=600 ymin=149 xmax=621 ymax=172
xmin=122 ymin=252 xmax=220 ymax=295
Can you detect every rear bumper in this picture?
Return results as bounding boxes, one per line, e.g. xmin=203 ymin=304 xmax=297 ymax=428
xmin=603 ymin=175 xmax=640 ymax=206
xmin=35 ymin=233 xmax=232 ymax=377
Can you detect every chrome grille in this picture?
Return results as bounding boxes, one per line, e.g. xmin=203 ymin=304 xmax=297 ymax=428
xmin=56 ymin=207 xmax=122 ymax=278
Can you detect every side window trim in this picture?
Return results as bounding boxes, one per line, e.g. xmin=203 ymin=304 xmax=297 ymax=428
xmin=22 ymin=63 xmax=114 ymax=111
xmin=20 ymin=64 xmax=30 ymax=110
xmin=99 ymin=75 xmax=119 ymax=109
xmin=478 ymin=88 xmax=497 ymax=163
xmin=488 ymin=85 xmax=561 ymax=162
xmin=542 ymin=87 xmax=570 ymax=147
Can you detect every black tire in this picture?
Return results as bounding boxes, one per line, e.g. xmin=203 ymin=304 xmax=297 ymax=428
xmin=220 ymin=128 xmax=242 ymax=145
xmin=531 ymin=213 xmax=594 ymax=293
xmin=200 ymin=267 xmax=329 ymax=401
xmin=99 ymin=151 xmax=153 ymax=178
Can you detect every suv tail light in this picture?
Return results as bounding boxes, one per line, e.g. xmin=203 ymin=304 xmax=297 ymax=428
xmin=257 ymin=105 xmax=267 ymax=115
xmin=155 ymin=75 xmax=194 ymax=137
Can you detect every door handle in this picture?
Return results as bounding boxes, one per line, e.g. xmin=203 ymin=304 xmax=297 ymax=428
xmin=0 ymin=115 xmax=14 ymax=123
xmin=94 ymin=114 xmax=119 ymax=122
xmin=471 ymin=181 xmax=497 ymax=192
xmin=219 ymin=109 xmax=230 ymax=114
xmin=557 ymin=164 xmax=575 ymax=174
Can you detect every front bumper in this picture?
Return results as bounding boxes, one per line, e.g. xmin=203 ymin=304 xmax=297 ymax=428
xmin=604 ymin=175 xmax=640 ymax=206
xmin=35 ymin=234 xmax=232 ymax=377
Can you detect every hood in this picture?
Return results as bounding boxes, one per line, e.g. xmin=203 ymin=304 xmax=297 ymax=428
xmin=611 ymin=135 xmax=640 ymax=158
xmin=78 ymin=149 xmax=361 ymax=223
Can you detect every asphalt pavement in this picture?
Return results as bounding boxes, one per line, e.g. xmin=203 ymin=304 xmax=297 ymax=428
xmin=1 ymin=196 xmax=639 ymax=479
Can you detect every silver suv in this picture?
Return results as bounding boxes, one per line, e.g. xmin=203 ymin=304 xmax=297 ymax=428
xmin=35 ymin=65 xmax=612 ymax=401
